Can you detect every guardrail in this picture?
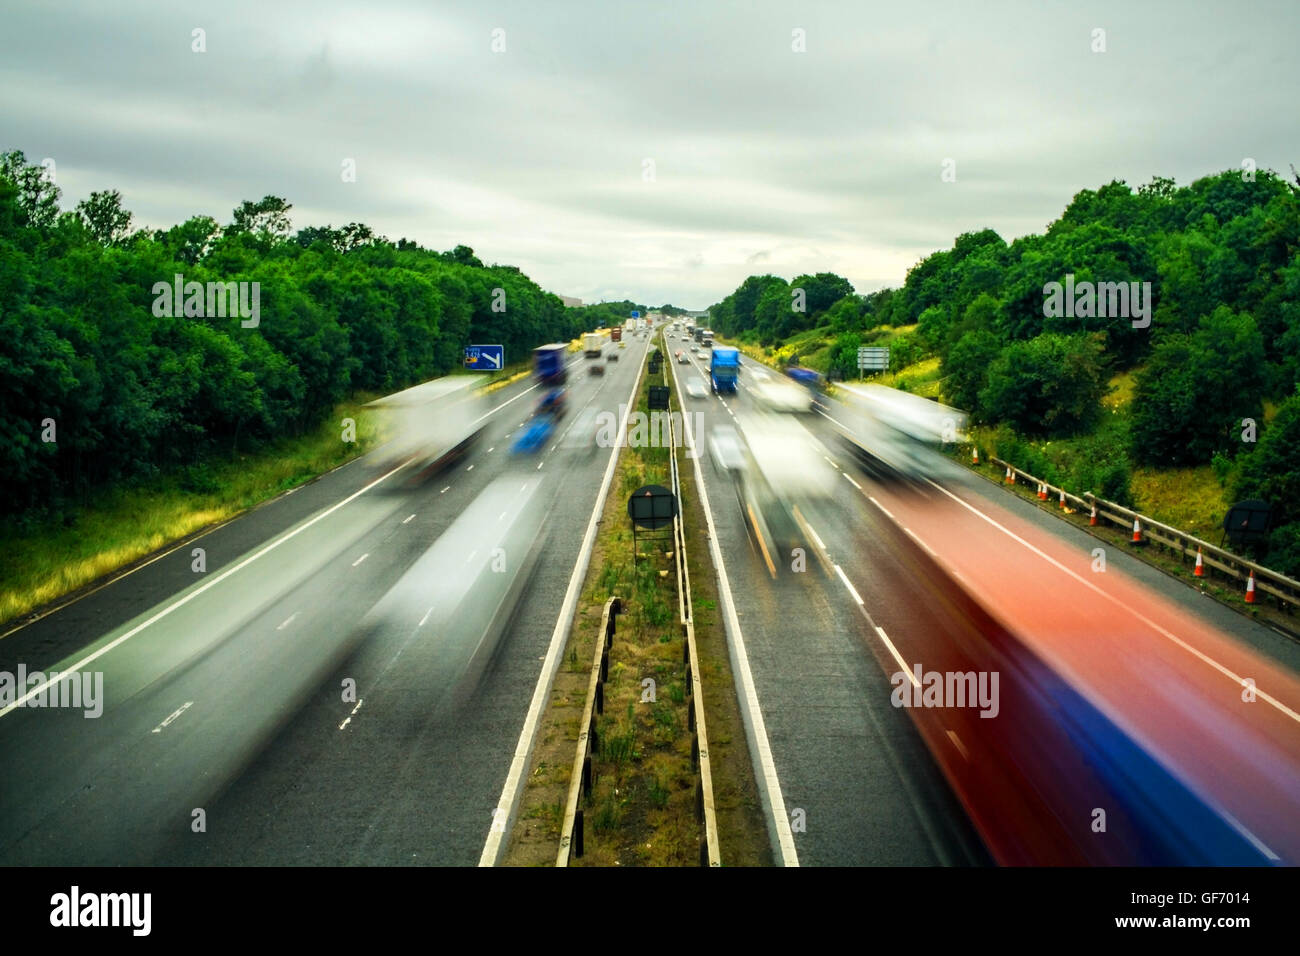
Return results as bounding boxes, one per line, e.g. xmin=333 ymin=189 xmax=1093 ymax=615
xmin=989 ymin=455 xmax=1300 ymax=612
xmin=556 ymin=596 xmax=621 ymax=866
xmin=555 ymin=334 xmax=720 ymax=867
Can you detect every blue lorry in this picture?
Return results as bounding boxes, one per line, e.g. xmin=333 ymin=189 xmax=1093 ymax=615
xmin=710 ymin=346 xmax=740 ymax=394
xmin=513 ymin=344 xmax=569 ymax=454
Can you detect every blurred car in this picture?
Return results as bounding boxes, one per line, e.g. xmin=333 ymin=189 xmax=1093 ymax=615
xmin=588 ymin=362 xmax=604 ymax=376
xmin=685 ymin=379 xmax=708 ymax=398
xmin=511 ymin=417 xmax=555 ymax=454
xmin=607 ymin=351 xmax=619 ymax=361
xmin=618 ymin=340 xmax=626 ymax=349
xmin=676 ymin=350 xmax=686 ymax=363
xmin=752 ymin=380 xmax=814 ymax=413
xmin=709 ymin=424 xmax=745 ymax=471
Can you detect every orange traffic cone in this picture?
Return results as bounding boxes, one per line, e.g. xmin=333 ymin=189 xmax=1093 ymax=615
xmin=1194 ymin=547 xmax=1204 ymax=577
xmin=1089 ymin=502 xmax=1098 ymax=526
xmin=1131 ymin=518 xmax=1142 ymax=543
xmin=1005 ymin=466 xmax=1014 ymax=484
xmin=1058 ymin=489 xmax=1066 ymax=510
xmin=1038 ymin=484 xmax=1047 ymax=500
xmin=1245 ymin=570 xmax=1256 ymax=604
xmin=972 ymin=447 xmax=979 ymax=465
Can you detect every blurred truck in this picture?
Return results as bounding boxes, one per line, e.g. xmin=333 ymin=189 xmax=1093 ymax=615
xmin=610 ymin=326 xmax=622 ymax=342
xmin=830 ymin=383 xmax=967 ymax=481
xmin=583 ymin=333 xmax=604 ymax=359
xmin=710 ymin=346 xmax=740 ymax=394
xmin=512 ymin=344 xmax=568 ymax=454
xmin=365 ymin=376 xmax=487 ymax=483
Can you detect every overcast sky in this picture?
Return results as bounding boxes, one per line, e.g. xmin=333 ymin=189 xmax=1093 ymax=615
xmin=3 ymin=1 xmax=1297 ymax=308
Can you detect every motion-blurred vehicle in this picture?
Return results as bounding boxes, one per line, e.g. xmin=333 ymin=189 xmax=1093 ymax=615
xmin=830 ymin=383 xmax=967 ymax=482
xmin=676 ymin=350 xmax=686 ymax=363
xmin=357 ymin=474 xmax=548 ymax=705
xmin=365 ymin=376 xmax=487 ymax=484
xmin=728 ymin=411 xmax=837 ymax=577
xmin=588 ymin=362 xmax=604 ymax=376
xmin=582 ymin=332 xmax=603 ymax=359
xmin=752 ymin=380 xmax=814 ymax=414
xmin=710 ymin=346 xmax=740 ymax=394
xmin=708 ymin=423 xmax=745 ymax=472
xmin=607 ymin=350 xmax=619 ymax=361
xmin=785 ymin=366 xmax=829 ymax=410
xmin=610 ymin=326 xmax=622 ymax=342
xmin=685 ymin=379 xmax=708 ymax=398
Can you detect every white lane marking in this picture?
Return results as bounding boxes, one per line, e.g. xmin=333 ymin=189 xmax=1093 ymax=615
xmin=467 ymin=464 xmax=474 ymax=471
xmin=352 ymin=553 xmax=369 ymax=567
xmin=806 ymin=523 xmax=827 ymax=551
xmin=947 ymin=730 xmax=970 ymax=761
xmin=834 ymin=564 xmax=865 ymax=605
xmin=440 ymin=486 xmax=450 ymax=494
xmin=481 ymin=345 xmax=649 ymax=867
xmin=874 ymin=626 xmax=918 ymax=687
xmin=402 ymin=514 xmax=415 ymax=524
xmin=537 ymin=461 xmax=544 ymax=469
xmin=669 ymin=360 xmax=800 ymax=866
xmin=867 ymin=495 xmax=896 ymax=522
xmin=487 ymin=447 xmax=495 ymax=453
xmin=151 ymin=701 xmax=193 ymax=734
xmin=418 ymin=607 xmax=434 ymax=627
xmin=350 ymin=698 xmax=363 ymax=716
xmin=843 ymin=473 xmax=862 ymax=491
xmin=823 ymin=456 xmax=840 ymax=470
xmin=0 ymin=459 xmax=413 ymax=720
xmin=276 ymin=612 xmax=299 ymax=631
xmin=918 ymin=478 xmax=1300 ymax=726
xmin=338 ymin=717 xmax=352 ymax=731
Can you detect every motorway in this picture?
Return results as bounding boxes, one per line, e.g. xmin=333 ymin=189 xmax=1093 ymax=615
xmin=5 ymin=325 xmax=1298 ymax=866
xmin=0 ymin=336 xmax=654 ymax=865
xmin=669 ymin=336 xmax=1300 ymax=865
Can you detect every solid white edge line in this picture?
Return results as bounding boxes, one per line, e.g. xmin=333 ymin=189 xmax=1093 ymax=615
xmin=673 ymin=353 xmax=800 ymax=866
xmin=478 ymin=348 xmax=648 ymax=867
xmin=0 ymin=459 xmax=412 ymax=720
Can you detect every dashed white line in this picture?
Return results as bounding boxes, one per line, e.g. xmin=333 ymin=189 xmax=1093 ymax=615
xmin=467 ymin=464 xmax=474 ymax=471
xmin=874 ymin=626 xmax=917 ymax=687
xmin=402 ymin=514 xmax=416 ymax=524
xmin=151 ymin=701 xmax=193 ymax=734
xmin=487 ymin=447 xmax=495 ymax=453
xmin=440 ymin=486 xmax=450 ymax=494
xmin=843 ymin=473 xmax=862 ymax=490
xmin=946 ymin=730 xmax=970 ymax=761
xmin=867 ymin=495 xmax=896 ymax=521
xmin=352 ymin=553 xmax=369 ymax=567
xmin=834 ymin=564 xmax=865 ymax=605
xmin=276 ymin=611 xmax=300 ymax=631
xmin=419 ymin=606 xmax=434 ymax=627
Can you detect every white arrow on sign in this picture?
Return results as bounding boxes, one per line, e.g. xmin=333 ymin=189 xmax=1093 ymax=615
xmin=483 ymin=351 xmax=501 ymax=368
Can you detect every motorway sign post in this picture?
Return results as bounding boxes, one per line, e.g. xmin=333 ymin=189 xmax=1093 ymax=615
xmin=858 ymin=346 xmax=890 ymax=378
xmin=464 ymin=344 xmax=505 ymax=371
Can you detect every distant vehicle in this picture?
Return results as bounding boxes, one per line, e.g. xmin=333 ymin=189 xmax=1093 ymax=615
xmin=618 ymin=340 xmax=626 ymax=349
xmin=685 ymin=379 xmax=708 ymax=398
xmin=589 ymin=362 xmax=605 ymax=375
xmin=531 ymin=343 xmax=569 ymax=424
xmin=702 ymin=329 xmax=715 ymax=348
xmin=676 ymin=350 xmax=686 ymax=363
xmin=583 ymin=333 xmax=604 ymax=359
xmin=607 ymin=350 xmax=619 ymax=361
xmin=786 ymin=366 xmax=829 ymax=410
xmin=610 ymin=327 xmax=622 ymax=342
xmin=710 ymin=346 xmax=740 ymax=394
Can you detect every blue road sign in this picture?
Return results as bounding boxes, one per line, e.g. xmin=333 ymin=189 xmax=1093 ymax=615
xmin=631 ymin=310 xmax=640 ymax=318
xmin=464 ymin=344 xmax=505 ymax=371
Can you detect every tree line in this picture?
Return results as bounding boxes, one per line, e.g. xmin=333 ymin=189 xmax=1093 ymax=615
xmin=706 ymin=168 xmax=1300 ymax=574
xmin=0 ymin=149 xmax=589 ymax=524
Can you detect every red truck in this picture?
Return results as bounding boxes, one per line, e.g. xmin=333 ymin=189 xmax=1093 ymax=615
xmin=610 ymin=327 xmax=622 ymax=342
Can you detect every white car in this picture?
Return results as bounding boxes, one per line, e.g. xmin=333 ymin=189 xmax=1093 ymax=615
xmin=685 ymin=379 xmax=708 ymax=399
xmin=708 ymin=424 xmax=745 ymax=471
